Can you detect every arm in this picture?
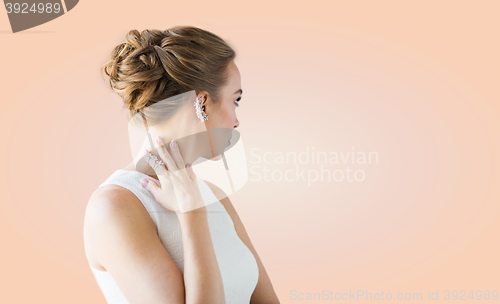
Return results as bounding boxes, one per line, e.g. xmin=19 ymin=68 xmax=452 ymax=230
xmin=177 ymin=206 xmax=225 ymax=304
xmin=84 ymin=185 xmax=224 ymax=304
xmin=203 ymin=181 xmax=281 ymax=304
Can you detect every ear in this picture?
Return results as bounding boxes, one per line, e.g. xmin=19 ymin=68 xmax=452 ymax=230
xmin=196 ymin=91 xmax=209 ymax=109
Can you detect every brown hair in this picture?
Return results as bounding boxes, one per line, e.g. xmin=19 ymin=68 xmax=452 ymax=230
xmin=101 ymin=26 xmax=236 ymax=122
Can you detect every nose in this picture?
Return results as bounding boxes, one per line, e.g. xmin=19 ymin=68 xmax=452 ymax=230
xmin=234 ymin=117 xmax=239 ymax=128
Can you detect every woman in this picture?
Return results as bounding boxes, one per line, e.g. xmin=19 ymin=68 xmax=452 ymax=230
xmin=83 ymin=26 xmax=280 ymax=303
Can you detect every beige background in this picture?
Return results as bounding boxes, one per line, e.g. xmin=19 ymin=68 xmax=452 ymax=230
xmin=1 ymin=1 xmax=499 ymax=303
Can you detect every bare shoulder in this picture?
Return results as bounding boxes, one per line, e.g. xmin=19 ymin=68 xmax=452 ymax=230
xmin=85 ymin=184 xmax=154 ymax=227
xmin=201 ymin=180 xmax=281 ymax=304
xmin=84 ymin=184 xmax=156 ymax=270
xmin=83 ymin=184 xmax=185 ymax=302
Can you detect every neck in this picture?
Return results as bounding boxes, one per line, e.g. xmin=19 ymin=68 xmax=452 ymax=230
xmin=124 ymin=124 xmax=210 ymax=180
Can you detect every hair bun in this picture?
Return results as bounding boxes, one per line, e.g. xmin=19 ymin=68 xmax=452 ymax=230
xmin=101 ymin=26 xmax=236 ymax=121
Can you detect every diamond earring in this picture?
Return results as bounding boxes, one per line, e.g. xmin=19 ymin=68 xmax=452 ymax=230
xmin=194 ymin=96 xmax=209 ymax=121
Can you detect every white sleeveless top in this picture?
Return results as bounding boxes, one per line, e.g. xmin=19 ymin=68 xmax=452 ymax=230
xmin=88 ymin=169 xmax=259 ymax=304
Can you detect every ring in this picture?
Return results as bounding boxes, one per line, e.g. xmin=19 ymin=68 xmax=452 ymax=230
xmin=151 ymin=154 xmax=165 ymax=171
xmin=146 ymin=153 xmax=166 ymax=171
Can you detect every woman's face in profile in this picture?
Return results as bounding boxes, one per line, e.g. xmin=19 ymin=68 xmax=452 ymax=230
xmin=203 ymin=60 xmax=242 ymax=159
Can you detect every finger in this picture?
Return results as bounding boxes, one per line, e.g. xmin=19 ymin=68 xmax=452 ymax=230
xmin=167 ymin=139 xmax=186 ymax=172
xmin=140 ymin=178 xmax=161 ymax=197
xmin=143 ymin=149 xmax=175 ymax=188
xmin=144 ymin=148 xmax=169 ymax=177
xmin=140 ymin=178 xmax=180 ymax=213
xmin=185 ymin=163 xmax=197 ymax=181
xmin=154 ymin=136 xmax=179 ymax=172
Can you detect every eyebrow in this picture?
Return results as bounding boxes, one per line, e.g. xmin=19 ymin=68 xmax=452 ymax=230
xmin=234 ymin=89 xmax=243 ymax=95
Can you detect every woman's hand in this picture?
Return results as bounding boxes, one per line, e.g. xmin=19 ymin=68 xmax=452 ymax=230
xmin=140 ymin=136 xmax=205 ymax=214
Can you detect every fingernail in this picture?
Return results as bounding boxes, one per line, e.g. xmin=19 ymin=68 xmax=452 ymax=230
xmin=144 ymin=148 xmax=150 ymax=155
xmin=170 ymin=140 xmax=177 ymax=148
xmin=156 ymin=135 xmax=162 ymax=143
xmin=140 ymin=178 xmax=149 ymax=187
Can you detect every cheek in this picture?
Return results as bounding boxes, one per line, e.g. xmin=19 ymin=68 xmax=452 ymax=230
xmin=217 ymin=105 xmax=235 ymax=123
xmin=225 ymin=109 xmax=237 ymax=124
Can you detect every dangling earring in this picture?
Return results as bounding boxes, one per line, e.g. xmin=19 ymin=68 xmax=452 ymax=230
xmin=194 ymin=96 xmax=209 ymax=121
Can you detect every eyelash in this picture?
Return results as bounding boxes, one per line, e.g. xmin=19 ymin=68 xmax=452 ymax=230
xmin=234 ymin=96 xmax=241 ymax=107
